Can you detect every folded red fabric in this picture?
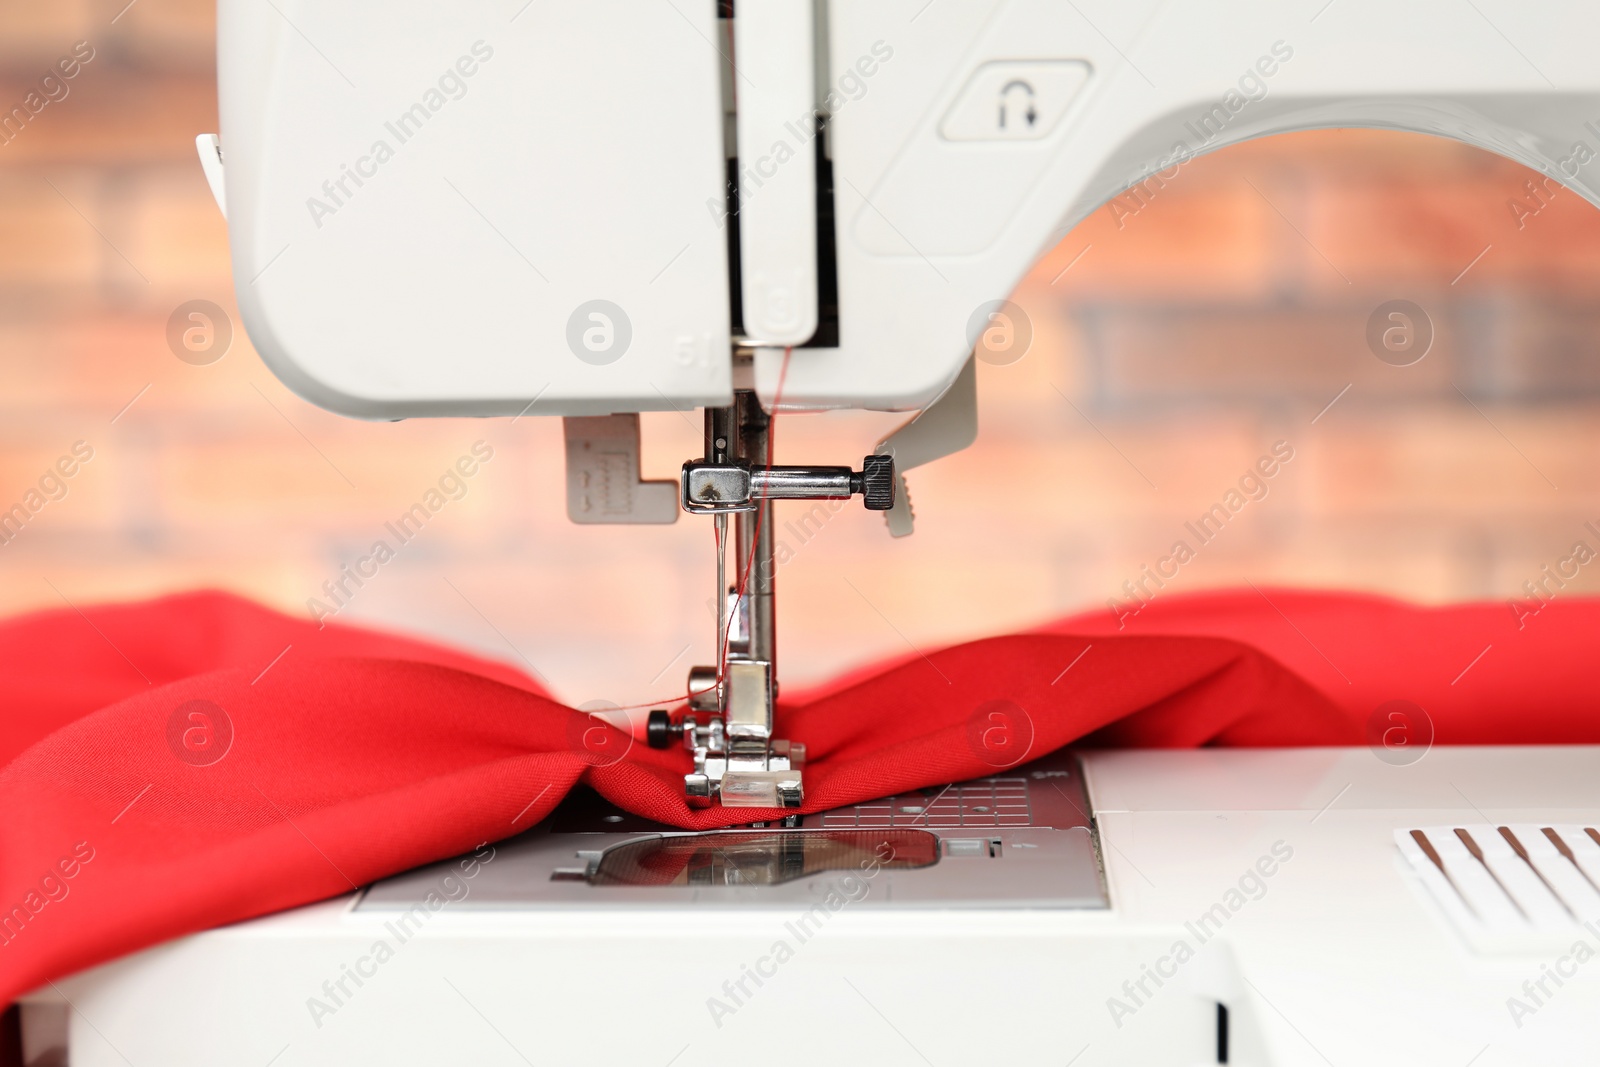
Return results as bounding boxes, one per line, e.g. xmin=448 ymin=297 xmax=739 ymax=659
xmin=0 ymin=588 xmax=1591 ymax=1006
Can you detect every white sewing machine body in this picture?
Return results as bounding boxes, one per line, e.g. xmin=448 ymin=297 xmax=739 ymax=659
xmin=27 ymin=0 xmax=1600 ymax=1063
xmin=24 ymin=746 xmax=1600 ymax=1065
xmin=211 ymin=0 xmax=1600 ymax=418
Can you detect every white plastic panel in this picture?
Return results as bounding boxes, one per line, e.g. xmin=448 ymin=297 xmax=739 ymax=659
xmin=218 ymin=0 xmax=732 ymax=419
xmin=42 ymin=747 xmax=1600 ymax=1067
xmin=760 ymin=0 xmax=1600 ymax=412
xmin=218 ymin=0 xmax=1600 ymax=420
xmin=938 ymin=60 xmax=1093 ymax=142
xmin=734 ymin=0 xmax=819 ymax=345
xmin=856 ymin=55 xmax=1095 ymax=257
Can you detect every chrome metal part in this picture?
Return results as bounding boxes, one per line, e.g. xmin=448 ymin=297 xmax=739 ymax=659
xmin=681 ymin=461 xmax=894 ymax=513
xmin=686 ymin=664 xmax=720 ymax=713
xmin=673 ymin=391 xmax=885 ymax=808
xmin=358 ymin=750 xmax=1106 ymax=910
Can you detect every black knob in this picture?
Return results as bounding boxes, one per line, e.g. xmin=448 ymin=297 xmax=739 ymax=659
xmin=859 ymin=454 xmax=896 ymax=511
xmin=646 ymin=709 xmax=677 ymax=749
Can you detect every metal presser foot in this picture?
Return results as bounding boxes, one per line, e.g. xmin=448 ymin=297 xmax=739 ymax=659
xmin=645 ymin=390 xmax=894 ymax=808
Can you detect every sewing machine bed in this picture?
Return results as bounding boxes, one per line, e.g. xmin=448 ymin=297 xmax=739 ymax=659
xmin=358 ymin=750 xmax=1105 ymax=911
xmin=31 ymin=746 xmax=1600 ymax=1066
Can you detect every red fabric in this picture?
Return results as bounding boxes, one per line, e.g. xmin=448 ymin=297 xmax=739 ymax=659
xmin=0 ymin=587 xmax=1593 ymax=1005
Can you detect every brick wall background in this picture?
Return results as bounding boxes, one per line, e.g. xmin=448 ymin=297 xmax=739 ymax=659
xmin=3 ymin=1 xmax=1599 ymax=707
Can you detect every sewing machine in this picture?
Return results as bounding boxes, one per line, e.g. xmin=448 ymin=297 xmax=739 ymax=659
xmin=17 ymin=0 xmax=1600 ymax=1062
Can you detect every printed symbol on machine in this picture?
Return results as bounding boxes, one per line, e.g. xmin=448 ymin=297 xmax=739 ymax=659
xmin=166 ymin=699 xmax=234 ymax=767
xmin=566 ymin=300 xmax=633 ymax=366
xmin=166 ymin=299 xmax=233 ymax=366
xmin=1365 ymin=699 xmax=1433 ymax=767
xmin=566 ymin=699 xmax=635 ymax=767
xmin=1365 ymin=300 xmax=1433 ymax=367
xmin=965 ymin=699 xmax=1035 ymax=769
xmin=965 ymin=299 xmax=1034 ymax=366
xmin=997 ymin=79 xmax=1037 ymax=131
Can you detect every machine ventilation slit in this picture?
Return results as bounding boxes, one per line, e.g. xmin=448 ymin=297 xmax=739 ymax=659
xmin=1397 ymin=824 xmax=1600 ymax=950
xmin=1543 ymin=826 xmax=1600 ymax=896
xmin=1499 ymin=826 xmax=1575 ymax=919
xmin=1409 ymin=829 xmax=1475 ymax=918
xmin=1453 ymin=828 xmax=1528 ymax=919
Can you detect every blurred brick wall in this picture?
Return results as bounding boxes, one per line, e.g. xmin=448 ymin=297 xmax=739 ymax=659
xmin=3 ymin=2 xmax=1599 ymax=706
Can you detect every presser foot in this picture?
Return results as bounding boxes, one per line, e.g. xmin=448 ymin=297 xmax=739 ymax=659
xmin=657 ymin=393 xmax=885 ymax=812
xmin=648 ymin=710 xmax=805 ymax=810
